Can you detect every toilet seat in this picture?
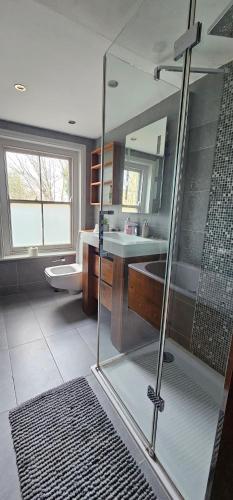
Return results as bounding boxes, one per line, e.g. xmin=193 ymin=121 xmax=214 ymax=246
xmin=45 ymin=263 xmax=82 ymax=291
xmin=45 ymin=232 xmax=84 ymax=292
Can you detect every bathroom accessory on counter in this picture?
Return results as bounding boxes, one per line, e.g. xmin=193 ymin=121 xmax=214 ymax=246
xmin=124 ymin=217 xmax=138 ymax=235
xmin=142 ymin=220 xmax=149 ymax=238
xmin=28 ymin=246 xmax=38 ymax=257
xmin=103 ymin=217 xmax=109 ymax=232
xmin=94 ymin=224 xmax=99 ymax=233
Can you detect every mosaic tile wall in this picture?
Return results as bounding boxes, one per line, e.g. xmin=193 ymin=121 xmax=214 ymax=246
xmin=191 ymin=62 xmax=233 ymax=375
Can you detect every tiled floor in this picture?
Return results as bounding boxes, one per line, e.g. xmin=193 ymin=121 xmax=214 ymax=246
xmin=0 ymin=287 xmax=169 ymax=500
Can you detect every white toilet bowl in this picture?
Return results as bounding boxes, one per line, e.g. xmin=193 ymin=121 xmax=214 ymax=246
xmin=45 ymin=263 xmax=82 ymax=292
xmin=44 ymin=232 xmax=84 ymax=292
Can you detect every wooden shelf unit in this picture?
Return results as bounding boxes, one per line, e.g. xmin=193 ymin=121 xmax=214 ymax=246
xmin=90 ymin=142 xmax=120 ymax=206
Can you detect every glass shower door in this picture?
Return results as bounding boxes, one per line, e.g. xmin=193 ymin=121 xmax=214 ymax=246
xmin=155 ymin=1 xmax=233 ymax=499
xmin=97 ymin=0 xmax=190 ymax=446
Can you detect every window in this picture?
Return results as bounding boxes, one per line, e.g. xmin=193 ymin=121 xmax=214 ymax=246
xmin=5 ymin=149 xmax=72 ymax=250
xmin=122 ymin=167 xmax=143 ymax=213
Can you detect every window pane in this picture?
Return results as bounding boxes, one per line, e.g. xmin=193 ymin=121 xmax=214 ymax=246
xmin=43 ymin=204 xmax=71 ymax=245
xmin=122 ymin=169 xmax=141 ymax=207
xmin=10 ymin=203 xmax=42 ymax=247
xmin=6 ymin=151 xmax=41 ymax=200
xmin=40 ymin=156 xmax=70 ymax=201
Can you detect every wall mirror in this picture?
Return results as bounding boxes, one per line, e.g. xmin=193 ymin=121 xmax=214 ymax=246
xmin=122 ymin=117 xmax=167 ymax=214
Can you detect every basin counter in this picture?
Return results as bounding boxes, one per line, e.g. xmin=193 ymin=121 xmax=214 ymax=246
xmin=82 ymin=231 xmax=167 ymax=352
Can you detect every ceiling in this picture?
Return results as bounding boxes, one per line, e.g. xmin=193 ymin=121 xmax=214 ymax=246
xmin=0 ymin=0 xmax=142 ymax=138
xmin=0 ymin=0 xmax=232 ymax=139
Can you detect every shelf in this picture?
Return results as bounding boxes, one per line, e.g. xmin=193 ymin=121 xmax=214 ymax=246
xmin=91 ymin=143 xmax=114 ymax=155
xmin=91 ymin=164 xmax=101 ymax=170
xmin=91 ymin=161 xmax=113 ymax=170
xmin=90 ymin=142 xmax=119 ymax=206
xmin=104 ymin=160 xmax=113 ymax=168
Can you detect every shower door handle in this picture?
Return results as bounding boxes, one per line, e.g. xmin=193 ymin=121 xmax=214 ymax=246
xmin=99 ymin=210 xmax=114 ymax=257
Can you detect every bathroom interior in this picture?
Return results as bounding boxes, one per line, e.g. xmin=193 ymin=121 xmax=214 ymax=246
xmin=0 ymin=1 xmax=233 ymax=499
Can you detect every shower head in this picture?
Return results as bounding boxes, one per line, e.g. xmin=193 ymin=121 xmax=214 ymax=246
xmin=208 ymin=1 xmax=233 ymax=37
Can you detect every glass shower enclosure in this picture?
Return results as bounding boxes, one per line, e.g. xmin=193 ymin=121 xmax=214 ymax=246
xmin=93 ymin=1 xmax=233 ymax=498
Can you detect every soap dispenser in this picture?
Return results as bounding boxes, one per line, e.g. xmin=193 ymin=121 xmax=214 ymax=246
xmin=124 ymin=217 xmax=130 ymax=234
xmin=142 ymin=220 xmax=149 ymax=238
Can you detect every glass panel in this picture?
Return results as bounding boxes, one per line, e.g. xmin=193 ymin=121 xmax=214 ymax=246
xmin=155 ymin=1 xmax=233 ymax=498
xmin=40 ymin=156 xmax=70 ymax=201
xmin=97 ymin=0 xmax=189 ymax=444
xmin=6 ymin=151 xmax=41 ymax=200
xmin=10 ymin=202 xmax=42 ymax=247
xmin=43 ymin=203 xmax=71 ymax=245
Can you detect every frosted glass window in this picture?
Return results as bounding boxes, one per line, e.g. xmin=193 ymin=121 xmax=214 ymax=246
xmin=10 ymin=203 xmax=42 ymax=247
xmin=44 ymin=204 xmax=70 ymax=245
xmin=5 ymin=149 xmax=72 ymax=250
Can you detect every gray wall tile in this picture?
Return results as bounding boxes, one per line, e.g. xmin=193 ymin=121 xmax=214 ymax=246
xmin=184 ymin=148 xmax=215 ymax=192
xmin=0 ymin=261 xmax=18 ymax=287
xmin=188 ymin=121 xmax=219 ymax=152
xmin=178 ymin=230 xmax=205 ymax=267
xmin=181 ymin=190 xmax=210 ymax=233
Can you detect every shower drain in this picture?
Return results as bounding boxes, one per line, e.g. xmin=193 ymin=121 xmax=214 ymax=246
xmin=163 ymin=352 xmax=174 ymax=363
xmin=155 ymin=351 xmax=174 ymax=363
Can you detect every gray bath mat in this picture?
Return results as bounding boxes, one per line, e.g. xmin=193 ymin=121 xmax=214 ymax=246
xmin=9 ymin=377 xmax=156 ymax=499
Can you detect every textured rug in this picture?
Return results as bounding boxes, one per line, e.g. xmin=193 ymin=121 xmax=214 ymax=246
xmin=9 ymin=377 xmax=157 ymax=499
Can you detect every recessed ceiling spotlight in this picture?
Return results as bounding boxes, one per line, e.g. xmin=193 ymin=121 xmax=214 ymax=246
xmin=108 ymin=80 xmax=119 ymax=88
xmin=14 ymin=83 xmax=26 ymax=92
xmin=130 ymin=137 xmax=137 ymax=141
xmin=68 ymin=120 xmax=76 ymax=125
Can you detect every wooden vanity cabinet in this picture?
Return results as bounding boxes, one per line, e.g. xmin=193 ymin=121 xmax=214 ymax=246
xmin=82 ymin=241 xmax=166 ymax=352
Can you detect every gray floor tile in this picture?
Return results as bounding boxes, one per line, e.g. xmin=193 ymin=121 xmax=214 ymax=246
xmin=77 ymin=319 xmax=98 ymax=355
xmin=0 ymin=411 xmax=21 ymax=500
xmin=0 ymin=350 xmax=16 ymax=412
xmin=5 ymin=310 xmax=43 ymax=348
xmin=10 ymin=339 xmax=62 ymax=404
xmin=33 ymin=302 xmax=73 ymax=336
xmin=62 ymin=297 xmax=90 ymax=328
xmin=55 ymin=291 xmax=82 ymax=306
xmin=1 ymin=293 xmax=29 ymax=316
xmin=27 ymin=287 xmax=63 ymax=308
xmin=0 ymin=314 xmax=8 ymax=349
xmin=79 ymin=318 xmax=119 ymax=361
xmin=46 ymin=329 xmax=95 ymax=381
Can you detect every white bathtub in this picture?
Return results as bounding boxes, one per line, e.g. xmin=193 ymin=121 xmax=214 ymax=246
xmin=129 ymin=260 xmax=200 ymax=300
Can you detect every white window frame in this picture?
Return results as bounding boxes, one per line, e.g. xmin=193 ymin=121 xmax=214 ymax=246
xmin=0 ymin=130 xmax=86 ymax=258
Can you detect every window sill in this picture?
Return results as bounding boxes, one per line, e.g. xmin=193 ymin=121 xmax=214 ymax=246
xmin=1 ymin=250 xmax=76 ymax=262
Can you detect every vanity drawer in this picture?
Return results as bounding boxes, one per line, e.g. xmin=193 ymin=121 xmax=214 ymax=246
xmin=100 ymin=281 xmax=112 ymax=311
xmin=91 ymin=276 xmax=112 ymax=311
xmin=91 ymin=275 xmax=99 ymax=301
xmin=92 ymin=254 xmax=113 ymax=286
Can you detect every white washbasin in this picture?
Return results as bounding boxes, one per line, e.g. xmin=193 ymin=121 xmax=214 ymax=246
xmin=82 ymin=231 xmax=168 ymax=258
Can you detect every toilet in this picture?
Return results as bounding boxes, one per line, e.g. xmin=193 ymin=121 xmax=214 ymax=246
xmin=45 ymin=232 xmax=84 ymax=292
